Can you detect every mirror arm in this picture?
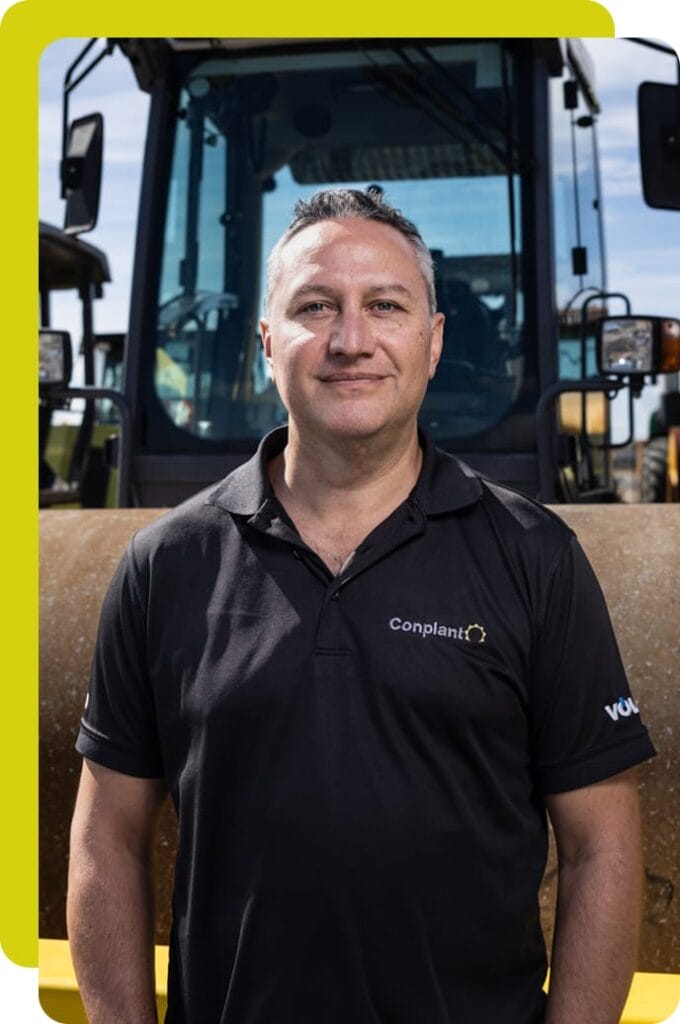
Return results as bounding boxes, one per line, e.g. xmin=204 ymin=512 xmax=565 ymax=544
xmin=627 ymin=38 xmax=680 ymax=83
xmin=579 ymin=290 xmax=631 ymax=377
xmin=628 ymin=38 xmax=679 ymax=60
xmin=584 ymin=380 xmax=639 ymax=453
xmin=61 ymin=39 xmax=116 ymax=199
xmin=577 ymin=291 xmax=632 ymax=450
xmin=536 ymin=378 xmax=626 ymax=502
xmin=46 ymin=385 xmax=132 ymax=507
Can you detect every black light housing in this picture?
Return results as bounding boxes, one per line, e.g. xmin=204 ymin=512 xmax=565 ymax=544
xmin=597 ymin=315 xmax=680 ymax=377
xmin=39 ymin=330 xmax=73 ymax=389
xmin=638 ymin=82 xmax=680 ymax=211
xmin=62 ymin=113 xmax=103 ymax=235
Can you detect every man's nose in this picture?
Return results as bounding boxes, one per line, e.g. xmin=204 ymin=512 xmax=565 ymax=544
xmin=327 ymin=308 xmax=375 ymax=357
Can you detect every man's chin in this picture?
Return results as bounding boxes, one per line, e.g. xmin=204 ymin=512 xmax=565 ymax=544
xmin=301 ymin=413 xmax=413 ymax=447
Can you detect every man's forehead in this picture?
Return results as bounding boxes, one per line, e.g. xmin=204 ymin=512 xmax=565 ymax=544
xmin=273 ymin=217 xmax=425 ymax=296
xmin=281 ymin=216 xmax=413 ymax=258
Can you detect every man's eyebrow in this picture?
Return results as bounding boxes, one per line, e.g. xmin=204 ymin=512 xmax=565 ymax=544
xmin=287 ymin=284 xmax=338 ymax=305
xmin=363 ymin=284 xmax=415 ymax=300
xmin=288 ymin=283 xmax=416 ymax=305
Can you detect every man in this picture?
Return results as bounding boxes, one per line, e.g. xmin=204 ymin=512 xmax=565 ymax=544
xmin=68 ymin=188 xmax=655 ymax=1024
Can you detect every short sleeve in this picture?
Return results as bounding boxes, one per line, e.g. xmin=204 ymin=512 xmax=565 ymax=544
xmin=530 ymin=534 xmax=655 ymax=794
xmin=75 ymin=538 xmax=165 ymax=778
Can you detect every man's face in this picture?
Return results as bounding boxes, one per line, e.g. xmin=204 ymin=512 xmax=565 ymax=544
xmin=260 ymin=217 xmax=444 ymax=445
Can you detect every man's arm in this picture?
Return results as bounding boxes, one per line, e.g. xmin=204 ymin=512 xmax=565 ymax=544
xmin=544 ymin=768 xmax=643 ymax=1024
xmin=67 ymin=758 xmax=167 ymax=1024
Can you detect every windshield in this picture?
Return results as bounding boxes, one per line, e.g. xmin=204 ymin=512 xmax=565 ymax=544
xmin=155 ymin=41 xmax=525 ymax=445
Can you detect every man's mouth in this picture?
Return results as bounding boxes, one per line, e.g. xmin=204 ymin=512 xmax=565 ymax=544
xmin=320 ymin=373 xmax=387 ymax=382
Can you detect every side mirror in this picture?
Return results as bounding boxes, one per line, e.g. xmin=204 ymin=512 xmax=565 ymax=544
xmin=597 ymin=316 xmax=680 ymax=377
xmin=39 ymin=330 xmax=73 ymax=389
xmin=638 ymin=82 xmax=680 ymax=211
xmin=61 ymin=112 xmax=103 ymax=235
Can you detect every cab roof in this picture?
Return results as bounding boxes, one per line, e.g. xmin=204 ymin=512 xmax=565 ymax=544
xmin=39 ymin=221 xmax=111 ymax=293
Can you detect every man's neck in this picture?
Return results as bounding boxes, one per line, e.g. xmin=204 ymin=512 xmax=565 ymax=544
xmin=267 ymin=425 xmax=423 ymax=573
xmin=270 ymin=424 xmax=423 ymax=521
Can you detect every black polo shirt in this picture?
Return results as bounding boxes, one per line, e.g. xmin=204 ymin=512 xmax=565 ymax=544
xmin=77 ymin=428 xmax=655 ymax=1024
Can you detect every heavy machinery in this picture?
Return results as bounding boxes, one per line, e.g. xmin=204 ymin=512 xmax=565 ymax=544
xmin=40 ymin=36 xmax=680 ymax=507
xmin=39 ymin=36 xmax=680 ymax=1019
xmin=642 ymin=387 xmax=680 ymax=502
xmin=39 ymin=220 xmax=128 ymax=507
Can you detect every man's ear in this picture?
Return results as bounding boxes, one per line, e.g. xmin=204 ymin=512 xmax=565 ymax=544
xmin=429 ymin=312 xmax=445 ymax=379
xmin=260 ymin=319 xmax=274 ymax=369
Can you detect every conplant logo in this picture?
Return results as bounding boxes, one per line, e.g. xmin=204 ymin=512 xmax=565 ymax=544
xmin=388 ymin=617 xmax=487 ymax=643
xmin=604 ymin=697 xmax=640 ymax=722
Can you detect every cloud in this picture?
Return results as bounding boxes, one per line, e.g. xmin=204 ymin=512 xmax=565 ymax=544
xmin=598 ymin=155 xmax=642 ymax=197
xmin=596 ymin=104 xmax=638 ymax=146
xmin=585 ymin=38 xmax=678 ymax=93
xmin=606 ymin=255 xmax=680 ymax=320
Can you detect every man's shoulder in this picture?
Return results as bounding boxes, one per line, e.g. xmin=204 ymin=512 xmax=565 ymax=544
xmin=440 ymin=448 xmax=575 ymax=561
xmin=129 ymin=430 xmax=276 ymax=564
xmin=128 ymin=479 xmax=238 ymax=563
xmin=478 ymin=473 xmax=573 ymax=539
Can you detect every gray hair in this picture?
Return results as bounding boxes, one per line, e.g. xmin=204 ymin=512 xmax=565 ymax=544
xmin=264 ymin=188 xmax=436 ymax=316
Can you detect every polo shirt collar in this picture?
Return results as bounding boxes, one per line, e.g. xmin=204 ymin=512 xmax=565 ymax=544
xmin=413 ymin=428 xmax=483 ymax=514
xmin=206 ymin=425 xmax=482 ymax=519
xmin=206 ymin=427 xmax=286 ymax=517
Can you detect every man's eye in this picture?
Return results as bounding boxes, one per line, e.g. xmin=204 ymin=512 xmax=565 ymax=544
xmin=300 ymin=301 xmax=330 ymax=314
xmin=373 ymin=301 xmax=400 ymax=312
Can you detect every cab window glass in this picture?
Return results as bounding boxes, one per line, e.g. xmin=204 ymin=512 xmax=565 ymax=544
xmin=154 ymin=42 xmax=525 ymax=444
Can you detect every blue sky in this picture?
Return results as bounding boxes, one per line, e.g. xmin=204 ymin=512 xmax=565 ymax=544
xmin=38 ymin=36 xmax=680 ymax=439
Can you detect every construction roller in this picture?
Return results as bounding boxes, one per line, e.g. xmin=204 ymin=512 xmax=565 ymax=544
xmin=39 ymin=505 xmax=680 ymax=971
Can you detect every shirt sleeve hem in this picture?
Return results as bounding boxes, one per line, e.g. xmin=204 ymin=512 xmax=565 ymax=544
xmin=537 ymin=731 xmax=657 ymax=795
xmin=75 ymin=726 xmax=165 ymax=779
